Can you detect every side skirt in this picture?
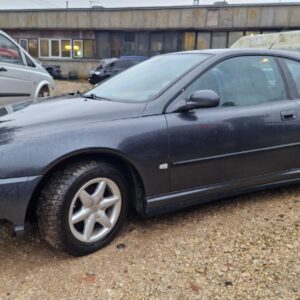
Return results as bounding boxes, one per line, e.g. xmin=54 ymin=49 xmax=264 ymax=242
xmin=145 ymin=168 xmax=300 ymax=216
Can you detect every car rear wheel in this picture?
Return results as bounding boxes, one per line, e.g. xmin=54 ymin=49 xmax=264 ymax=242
xmin=38 ymin=160 xmax=128 ymax=256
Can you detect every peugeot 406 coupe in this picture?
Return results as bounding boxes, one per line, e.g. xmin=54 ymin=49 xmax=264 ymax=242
xmin=1 ymin=49 xmax=300 ymax=256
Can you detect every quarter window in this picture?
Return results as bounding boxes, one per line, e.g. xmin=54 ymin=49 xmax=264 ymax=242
xmin=185 ymin=56 xmax=287 ymax=107
xmin=284 ymin=59 xmax=300 ymax=97
xmin=0 ymin=34 xmax=23 ymax=65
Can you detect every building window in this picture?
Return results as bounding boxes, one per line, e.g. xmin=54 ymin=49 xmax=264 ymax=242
xmin=164 ymin=32 xmax=178 ymax=53
xmin=123 ymin=32 xmax=136 ymax=56
xmin=28 ymin=39 xmax=38 ymax=57
xmin=111 ymin=33 xmax=122 ymax=58
xmin=83 ymin=40 xmax=94 ymax=58
xmin=211 ymin=32 xmax=227 ymax=49
xmin=38 ymin=39 xmax=93 ymax=59
xmin=40 ymin=39 xmax=49 ymax=57
xmin=196 ymin=32 xmax=211 ymax=49
xmin=184 ymin=32 xmax=196 ymax=50
xmin=136 ymin=32 xmax=149 ymax=57
xmin=73 ymin=40 xmax=83 ymax=58
xmin=150 ymin=32 xmax=164 ymax=56
xmin=19 ymin=39 xmax=28 ymax=52
xmin=61 ymin=40 xmax=71 ymax=58
xmin=95 ymin=32 xmax=111 ymax=59
xmin=51 ymin=39 xmax=60 ymax=57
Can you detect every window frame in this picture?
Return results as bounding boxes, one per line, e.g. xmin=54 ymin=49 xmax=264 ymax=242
xmin=19 ymin=39 xmax=29 ymax=52
xmin=28 ymin=38 xmax=39 ymax=58
xmin=61 ymin=39 xmax=72 ymax=58
xmin=39 ymin=38 xmax=72 ymax=59
xmin=167 ymin=54 xmax=291 ymax=113
xmin=50 ymin=39 xmax=61 ymax=58
xmin=278 ymin=57 xmax=300 ymax=100
xmin=73 ymin=40 xmax=83 ymax=58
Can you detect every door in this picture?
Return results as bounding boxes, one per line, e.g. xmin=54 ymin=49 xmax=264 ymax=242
xmin=282 ymin=57 xmax=300 ymax=170
xmin=166 ymin=55 xmax=299 ymax=192
xmin=0 ymin=33 xmax=34 ymax=106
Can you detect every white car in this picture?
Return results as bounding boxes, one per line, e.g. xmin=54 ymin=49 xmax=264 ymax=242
xmin=0 ymin=30 xmax=55 ymax=106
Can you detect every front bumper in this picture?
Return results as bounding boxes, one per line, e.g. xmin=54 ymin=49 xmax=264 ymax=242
xmin=0 ymin=176 xmax=41 ymax=230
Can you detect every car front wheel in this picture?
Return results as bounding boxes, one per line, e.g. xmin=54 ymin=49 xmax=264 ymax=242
xmin=38 ymin=160 xmax=128 ymax=256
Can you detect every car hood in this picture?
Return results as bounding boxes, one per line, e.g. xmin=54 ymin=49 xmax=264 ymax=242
xmin=0 ymin=95 xmax=146 ymax=143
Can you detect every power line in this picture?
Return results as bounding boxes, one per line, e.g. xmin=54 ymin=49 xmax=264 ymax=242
xmin=28 ymin=0 xmax=64 ymax=9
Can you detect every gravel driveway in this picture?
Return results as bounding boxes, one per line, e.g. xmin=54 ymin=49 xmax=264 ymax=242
xmin=0 ymin=81 xmax=299 ymax=300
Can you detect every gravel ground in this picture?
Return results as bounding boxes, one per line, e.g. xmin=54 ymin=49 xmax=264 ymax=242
xmin=54 ymin=79 xmax=92 ymax=96
xmin=0 ymin=80 xmax=299 ymax=300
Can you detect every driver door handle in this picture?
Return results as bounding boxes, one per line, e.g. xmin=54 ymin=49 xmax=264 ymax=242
xmin=281 ymin=110 xmax=296 ymax=121
xmin=0 ymin=67 xmax=7 ymax=72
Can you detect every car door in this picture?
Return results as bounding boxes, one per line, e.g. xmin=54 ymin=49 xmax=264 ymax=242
xmin=0 ymin=33 xmax=34 ymax=106
xmin=281 ymin=57 xmax=300 ymax=170
xmin=166 ymin=55 xmax=300 ymax=192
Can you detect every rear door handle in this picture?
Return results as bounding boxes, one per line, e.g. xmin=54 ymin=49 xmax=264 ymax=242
xmin=0 ymin=67 xmax=7 ymax=72
xmin=281 ymin=110 xmax=296 ymax=121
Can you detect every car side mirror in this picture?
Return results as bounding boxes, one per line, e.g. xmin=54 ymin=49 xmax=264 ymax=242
xmin=175 ymin=90 xmax=220 ymax=112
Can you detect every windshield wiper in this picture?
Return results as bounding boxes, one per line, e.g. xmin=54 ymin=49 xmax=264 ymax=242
xmin=82 ymin=93 xmax=111 ymax=101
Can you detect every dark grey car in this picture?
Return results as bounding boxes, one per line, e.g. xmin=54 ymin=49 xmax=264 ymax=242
xmin=1 ymin=49 xmax=300 ymax=256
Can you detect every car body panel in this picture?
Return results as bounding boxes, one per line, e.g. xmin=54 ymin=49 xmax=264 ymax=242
xmin=0 ymin=97 xmax=169 ymax=193
xmin=0 ymin=176 xmax=41 ymax=226
xmin=167 ymin=100 xmax=300 ymax=191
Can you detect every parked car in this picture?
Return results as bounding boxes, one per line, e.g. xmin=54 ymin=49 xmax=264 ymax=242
xmin=2 ymin=49 xmax=300 ymax=256
xmin=88 ymin=56 xmax=147 ymax=85
xmin=0 ymin=30 xmax=55 ymax=106
xmin=42 ymin=64 xmax=62 ymax=79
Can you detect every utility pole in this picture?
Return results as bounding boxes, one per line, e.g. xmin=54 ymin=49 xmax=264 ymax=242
xmin=193 ymin=0 xmax=199 ymax=6
xmin=66 ymin=1 xmax=69 ymax=9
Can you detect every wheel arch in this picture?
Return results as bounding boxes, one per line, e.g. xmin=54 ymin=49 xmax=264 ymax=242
xmin=25 ymin=149 xmax=146 ymax=222
xmin=35 ymin=80 xmax=53 ymax=98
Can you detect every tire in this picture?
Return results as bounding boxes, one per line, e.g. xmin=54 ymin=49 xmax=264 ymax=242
xmin=38 ymin=86 xmax=50 ymax=98
xmin=38 ymin=160 xmax=128 ymax=256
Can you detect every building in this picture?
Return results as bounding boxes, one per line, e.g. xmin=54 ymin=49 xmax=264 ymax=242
xmin=1 ymin=2 xmax=300 ymax=77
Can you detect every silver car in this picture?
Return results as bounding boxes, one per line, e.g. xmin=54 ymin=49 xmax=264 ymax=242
xmin=0 ymin=30 xmax=55 ymax=106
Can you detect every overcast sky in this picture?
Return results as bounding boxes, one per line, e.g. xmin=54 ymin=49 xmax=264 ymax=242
xmin=0 ymin=0 xmax=299 ymax=9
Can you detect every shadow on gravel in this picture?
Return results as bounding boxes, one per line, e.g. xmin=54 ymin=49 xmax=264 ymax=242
xmin=0 ymin=184 xmax=298 ymax=265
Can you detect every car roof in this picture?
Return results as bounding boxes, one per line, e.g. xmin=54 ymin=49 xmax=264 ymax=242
xmin=119 ymin=56 xmax=148 ymax=60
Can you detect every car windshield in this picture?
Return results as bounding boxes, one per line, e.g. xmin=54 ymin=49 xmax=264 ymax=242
xmin=84 ymin=53 xmax=210 ymax=102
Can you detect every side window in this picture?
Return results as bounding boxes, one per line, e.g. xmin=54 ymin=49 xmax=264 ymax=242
xmin=25 ymin=54 xmax=36 ymax=68
xmin=0 ymin=34 xmax=23 ymax=65
xmin=185 ymin=56 xmax=286 ymax=107
xmin=114 ymin=60 xmax=133 ymax=69
xmin=284 ymin=59 xmax=300 ymax=97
